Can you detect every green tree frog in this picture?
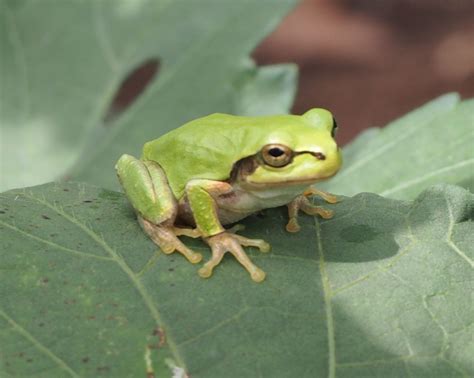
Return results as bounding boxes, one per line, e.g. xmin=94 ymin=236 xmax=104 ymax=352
xmin=116 ymin=109 xmax=341 ymax=282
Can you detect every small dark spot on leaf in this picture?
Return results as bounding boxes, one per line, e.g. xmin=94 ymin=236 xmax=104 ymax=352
xmin=96 ymin=217 xmax=101 ymax=221
xmin=63 ymin=188 xmax=69 ymax=192
xmin=41 ymin=214 xmax=51 ymax=220
xmin=87 ymin=315 xmax=96 ymax=320
xmin=19 ymin=352 xmax=24 ymax=358
xmin=0 ymin=210 xmax=5 ymax=214
xmin=83 ymin=200 xmax=93 ymax=203
xmin=168 ymin=268 xmax=174 ymax=272
xmin=42 ymin=278 xmax=49 ymax=284
xmin=82 ymin=357 xmax=89 ymax=363
xmin=38 ymin=322 xmax=44 ymax=327
xmin=26 ymin=358 xmax=33 ymax=363
xmin=170 ymin=283 xmax=175 ymax=287
xmin=50 ymin=233 xmax=57 ymax=237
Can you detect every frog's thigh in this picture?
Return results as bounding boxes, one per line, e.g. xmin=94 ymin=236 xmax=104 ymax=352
xmin=116 ymin=154 xmax=176 ymax=223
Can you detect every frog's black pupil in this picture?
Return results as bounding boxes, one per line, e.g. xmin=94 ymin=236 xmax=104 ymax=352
xmin=269 ymin=148 xmax=284 ymax=157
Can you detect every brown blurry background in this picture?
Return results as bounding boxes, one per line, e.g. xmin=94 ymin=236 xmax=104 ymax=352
xmin=254 ymin=0 xmax=474 ymax=144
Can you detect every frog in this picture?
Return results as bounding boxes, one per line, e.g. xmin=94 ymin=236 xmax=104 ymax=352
xmin=116 ymin=108 xmax=341 ymax=282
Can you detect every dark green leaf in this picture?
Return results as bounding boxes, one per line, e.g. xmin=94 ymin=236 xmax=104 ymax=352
xmin=1 ymin=182 xmax=472 ymax=377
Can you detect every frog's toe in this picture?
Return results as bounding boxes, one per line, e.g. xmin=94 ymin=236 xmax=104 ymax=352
xmin=232 ymin=233 xmax=271 ymax=253
xmin=251 ymin=268 xmax=266 ymax=283
xmin=304 ymin=187 xmax=339 ymax=204
xmin=198 ymin=265 xmax=214 ymax=279
xmin=198 ymin=246 xmax=225 ymax=278
xmin=302 ymin=205 xmax=334 ymax=219
xmin=160 ymin=237 xmax=202 ymax=263
xmin=285 ymin=218 xmax=301 ymax=233
xmin=226 ymin=223 xmax=246 ymax=234
xmin=173 ymin=227 xmax=202 ymax=238
xmin=160 ymin=244 xmax=175 ymax=254
xmin=187 ymin=251 xmax=203 ymax=264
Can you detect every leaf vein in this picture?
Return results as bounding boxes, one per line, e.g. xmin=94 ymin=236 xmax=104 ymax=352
xmin=0 ymin=219 xmax=113 ymax=261
xmin=21 ymin=192 xmax=188 ymax=371
xmin=332 ymin=242 xmax=414 ymax=296
xmin=0 ymin=309 xmax=79 ymax=377
xmin=445 ymin=196 xmax=474 ymax=268
xmin=380 ymin=159 xmax=474 ymax=197
xmin=91 ymin=1 xmax=120 ymax=71
xmin=315 ymin=219 xmax=336 ymax=378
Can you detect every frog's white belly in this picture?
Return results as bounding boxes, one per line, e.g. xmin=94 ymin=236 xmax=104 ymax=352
xmin=214 ymin=184 xmax=308 ymax=225
xmin=177 ymin=183 xmax=310 ymax=226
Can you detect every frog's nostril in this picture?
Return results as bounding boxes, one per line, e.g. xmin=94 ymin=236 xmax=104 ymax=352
xmin=314 ymin=152 xmax=326 ymax=160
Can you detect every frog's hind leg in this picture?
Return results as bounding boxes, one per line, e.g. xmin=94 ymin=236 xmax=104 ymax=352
xmin=116 ymin=154 xmax=202 ymax=263
xmin=286 ymin=187 xmax=339 ymax=233
xmin=139 ymin=217 xmax=202 ymax=264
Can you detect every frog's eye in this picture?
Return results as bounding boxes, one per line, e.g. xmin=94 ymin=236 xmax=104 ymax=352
xmin=261 ymin=144 xmax=293 ymax=167
xmin=331 ymin=116 xmax=338 ymax=138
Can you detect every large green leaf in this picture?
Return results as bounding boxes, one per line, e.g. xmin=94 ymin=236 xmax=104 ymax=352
xmin=0 ymin=0 xmax=297 ymax=192
xmin=321 ymin=94 xmax=474 ymax=200
xmin=1 ymin=182 xmax=472 ymax=377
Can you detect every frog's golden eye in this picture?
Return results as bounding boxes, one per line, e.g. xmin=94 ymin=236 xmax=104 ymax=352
xmin=261 ymin=144 xmax=293 ymax=167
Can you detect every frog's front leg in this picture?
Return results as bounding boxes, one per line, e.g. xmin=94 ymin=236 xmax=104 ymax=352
xmin=116 ymin=154 xmax=202 ymax=263
xmin=186 ymin=180 xmax=270 ymax=282
xmin=286 ymin=187 xmax=339 ymax=233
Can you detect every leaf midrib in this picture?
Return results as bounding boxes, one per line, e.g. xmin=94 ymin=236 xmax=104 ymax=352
xmin=315 ymin=219 xmax=336 ymax=378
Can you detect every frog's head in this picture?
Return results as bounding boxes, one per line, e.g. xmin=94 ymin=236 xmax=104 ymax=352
xmin=235 ymin=108 xmax=342 ymax=190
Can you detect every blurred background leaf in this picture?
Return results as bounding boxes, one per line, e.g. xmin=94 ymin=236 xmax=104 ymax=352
xmin=320 ymin=94 xmax=474 ymax=199
xmin=0 ymin=0 xmax=298 ymax=192
xmin=1 ymin=182 xmax=472 ymax=376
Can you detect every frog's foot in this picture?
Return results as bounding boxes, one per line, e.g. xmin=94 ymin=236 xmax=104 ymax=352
xmin=286 ymin=194 xmax=335 ymax=233
xmin=304 ymin=187 xmax=339 ymax=204
xmin=199 ymin=232 xmax=269 ymax=282
xmin=139 ymin=217 xmax=203 ymax=264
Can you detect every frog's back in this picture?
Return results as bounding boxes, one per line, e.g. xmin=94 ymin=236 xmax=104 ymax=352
xmin=143 ymin=113 xmax=308 ymax=198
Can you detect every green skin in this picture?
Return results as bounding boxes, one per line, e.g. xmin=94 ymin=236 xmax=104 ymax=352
xmin=116 ymin=108 xmax=342 ymax=282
